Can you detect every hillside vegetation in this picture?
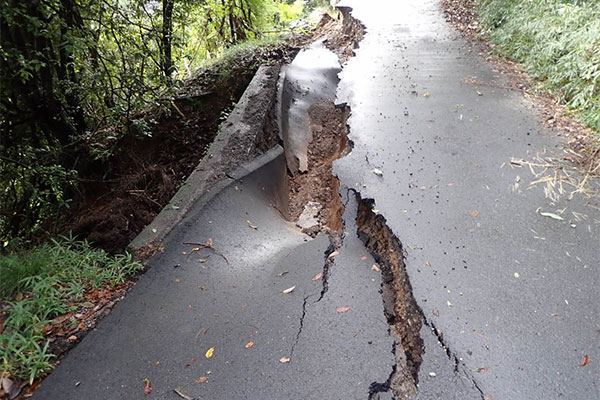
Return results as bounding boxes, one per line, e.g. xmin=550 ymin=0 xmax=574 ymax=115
xmin=477 ymin=0 xmax=599 ymax=132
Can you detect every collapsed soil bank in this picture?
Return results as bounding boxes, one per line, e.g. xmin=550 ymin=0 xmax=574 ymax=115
xmin=66 ymin=45 xmax=299 ymax=254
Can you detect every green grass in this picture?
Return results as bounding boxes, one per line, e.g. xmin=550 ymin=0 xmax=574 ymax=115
xmin=477 ymin=0 xmax=600 ymax=132
xmin=0 ymin=236 xmax=142 ymax=383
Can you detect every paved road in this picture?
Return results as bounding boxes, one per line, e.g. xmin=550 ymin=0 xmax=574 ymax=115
xmin=34 ymin=150 xmax=407 ymax=399
xmin=336 ymin=0 xmax=599 ymax=399
xmin=34 ymin=1 xmax=599 ymax=399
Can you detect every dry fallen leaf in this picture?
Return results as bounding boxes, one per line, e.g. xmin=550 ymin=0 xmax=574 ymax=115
xmin=1 ymin=377 xmax=21 ymax=400
xmin=174 ymin=387 xmax=195 ymax=400
xmin=143 ymin=378 xmax=152 ymax=396
xmin=185 ymin=358 xmax=198 ymax=367
xmin=425 ymin=261 xmax=432 ymax=267
xmin=328 ymin=251 xmax=339 ymax=259
xmin=476 ymin=367 xmax=488 ymax=373
xmin=580 ymin=354 xmax=591 ymax=366
xmin=279 ymin=356 xmax=291 ymax=363
xmin=370 ymin=264 xmax=380 ymax=272
xmin=277 ymin=270 xmax=289 ymax=277
xmin=247 ymin=220 xmax=258 ymax=230
xmin=432 ymin=308 xmax=440 ymax=317
xmin=372 ymin=168 xmax=384 ymax=176
xmin=281 ymin=286 xmax=296 ymax=294
xmin=312 ymin=272 xmax=323 ymax=281
xmin=470 ymin=210 xmax=480 ymax=217
xmin=540 ymin=211 xmax=564 ymax=221
xmin=245 ymin=341 xmax=254 ymax=349
xmin=195 ymin=376 xmax=208 ymax=383
xmin=360 ymin=256 xmax=368 ymax=260
xmin=205 ymin=347 xmax=214 ymax=359
xmin=336 ymin=307 xmax=351 ymax=313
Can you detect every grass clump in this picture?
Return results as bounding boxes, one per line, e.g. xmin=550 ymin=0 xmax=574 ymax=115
xmin=477 ymin=0 xmax=600 ymax=132
xmin=0 ymin=236 xmax=142 ymax=383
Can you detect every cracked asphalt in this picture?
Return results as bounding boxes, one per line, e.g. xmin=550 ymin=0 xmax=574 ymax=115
xmin=336 ymin=0 xmax=599 ymax=398
xmin=33 ymin=150 xmax=398 ymax=399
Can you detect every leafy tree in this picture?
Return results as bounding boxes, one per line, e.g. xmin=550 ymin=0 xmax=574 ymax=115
xmin=0 ymin=0 xmax=308 ymax=243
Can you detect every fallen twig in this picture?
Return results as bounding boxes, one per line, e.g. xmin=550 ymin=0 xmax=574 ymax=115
xmin=183 ymin=239 xmax=229 ymax=264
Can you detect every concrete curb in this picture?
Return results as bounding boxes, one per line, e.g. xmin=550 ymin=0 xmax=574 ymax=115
xmin=129 ymin=64 xmax=281 ymax=252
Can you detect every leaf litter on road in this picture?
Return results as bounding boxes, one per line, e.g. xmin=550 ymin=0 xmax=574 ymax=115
xmin=336 ymin=307 xmax=351 ymax=313
xmin=281 ymin=286 xmax=296 ymax=294
xmin=183 ymin=239 xmax=229 ymax=264
xmin=143 ymin=378 xmax=152 ymax=396
xmin=205 ymin=347 xmax=214 ymax=359
xmin=279 ymin=356 xmax=291 ymax=363
xmin=312 ymin=272 xmax=323 ymax=280
xmin=174 ymin=387 xmax=197 ymax=400
xmin=246 ymin=220 xmax=258 ymax=230
xmin=372 ymin=168 xmax=384 ymax=177
xmin=539 ymin=211 xmax=564 ymax=221
xmin=580 ymin=354 xmax=591 ymax=366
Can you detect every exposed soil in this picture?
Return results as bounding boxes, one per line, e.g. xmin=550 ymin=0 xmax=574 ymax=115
xmin=287 ymin=100 xmax=349 ymax=232
xmin=285 ymin=9 xmax=364 ymax=234
xmin=64 ymin=9 xmax=366 ymax=254
xmin=441 ymin=0 xmax=600 ymax=175
xmin=65 ymin=45 xmax=299 ymax=254
xmin=315 ymin=9 xmax=364 ymax=63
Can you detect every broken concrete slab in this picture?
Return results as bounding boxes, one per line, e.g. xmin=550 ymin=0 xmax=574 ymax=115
xmin=279 ymin=41 xmax=341 ymax=175
xmin=296 ymin=201 xmax=322 ymax=236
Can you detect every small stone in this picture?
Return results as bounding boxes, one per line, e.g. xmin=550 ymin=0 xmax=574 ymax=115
xmin=296 ymin=202 xmax=322 ymax=237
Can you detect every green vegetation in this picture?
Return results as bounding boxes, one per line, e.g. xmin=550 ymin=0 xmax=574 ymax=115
xmin=0 ymin=0 xmax=327 ymax=243
xmin=0 ymin=0 xmax=331 ymax=386
xmin=477 ymin=0 xmax=600 ymax=132
xmin=0 ymin=237 xmax=142 ymax=383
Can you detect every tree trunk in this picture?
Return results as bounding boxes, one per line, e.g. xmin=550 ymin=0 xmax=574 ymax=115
xmin=161 ymin=0 xmax=175 ymax=81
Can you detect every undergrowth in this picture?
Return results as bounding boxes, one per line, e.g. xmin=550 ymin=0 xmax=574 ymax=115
xmin=477 ymin=0 xmax=600 ymax=132
xmin=0 ymin=236 xmax=142 ymax=383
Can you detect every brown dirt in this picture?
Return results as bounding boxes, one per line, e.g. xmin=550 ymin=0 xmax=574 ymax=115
xmin=313 ymin=9 xmax=364 ymax=63
xmin=441 ymin=0 xmax=600 ymax=176
xmin=356 ymin=197 xmax=424 ymax=399
xmin=65 ymin=45 xmax=299 ymax=254
xmin=285 ymin=8 xmax=364 ymax=234
xmin=286 ymin=100 xmax=349 ymax=232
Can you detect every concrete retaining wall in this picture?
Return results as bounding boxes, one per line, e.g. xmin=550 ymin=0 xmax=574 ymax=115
xmin=129 ymin=64 xmax=282 ymax=251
